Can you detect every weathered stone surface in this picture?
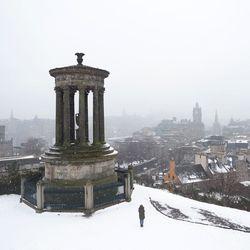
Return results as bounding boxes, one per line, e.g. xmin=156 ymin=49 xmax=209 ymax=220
xmin=45 ymin=159 xmax=115 ymax=181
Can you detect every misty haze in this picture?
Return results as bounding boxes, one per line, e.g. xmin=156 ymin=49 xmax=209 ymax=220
xmin=1 ymin=1 xmax=250 ymax=250
xmin=1 ymin=0 xmax=250 ymax=126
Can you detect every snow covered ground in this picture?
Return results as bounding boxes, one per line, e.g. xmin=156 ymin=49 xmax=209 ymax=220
xmin=1 ymin=185 xmax=250 ymax=250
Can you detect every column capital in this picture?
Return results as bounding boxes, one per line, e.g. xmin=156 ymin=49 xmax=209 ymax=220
xmin=79 ymin=86 xmax=91 ymax=94
xmin=78 ymin=85 xmax=86 ymax=91
xmin=88 ymin=86 xmax=96 ymax=93
xmin=61 ymin=85 xmax=70 ymax=92
xmin=54 ymin=86 xmax=63 ymax=92
xmin=98 ymin=87 xmax=105 ymax=94
xmin=61 ymin=85 xmax=77 ymax=93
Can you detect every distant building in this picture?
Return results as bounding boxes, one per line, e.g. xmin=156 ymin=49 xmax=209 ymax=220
xmin=155 ymin=103 xmax=204 ymax=142
xmin=164 ymin=159 xmax=208 ymax=189
xmin=0 ymin=114 xmax=55 ymax=146
xmin=236 ymin=160 xmax=249 ymax=182
xmin=226 ymin=139 xmax=249 ymax=153
xmin=197 ymin=136 xmax=226 ymax=162
xmin=195 ymin=150 xmax=250 ymax=182
xmin=212 ymin=111 xmax=221 ymax=135
xmin=175 ymin=164 xmax=208 ymax=184
xmin=164 ymin=159 xmax=179 ymax=183
xmin=0 ymin=125 xmax=13 ymax=157
xmin=223 ymin=119 xmax=250 ymax=138
xmin=192 ymin=103 xmax=205 ymax=139
xmin=193 ymin=102 xmax=202 ymax=124
xmin=163 ymin=159 xmax=180 ymax=190
xmin=171 ymin=145 xmax=201 ymax=165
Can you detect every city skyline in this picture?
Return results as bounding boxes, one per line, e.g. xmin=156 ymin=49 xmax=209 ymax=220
xmin=0 ymin=104 xmax=242 ymax=127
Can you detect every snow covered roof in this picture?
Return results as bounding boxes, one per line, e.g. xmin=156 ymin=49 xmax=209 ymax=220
xmin=176 ymin=164 xmax=209 ymax=184
xmin=227 ymin=140 xmax=248 ymax=144
xmin=207 ymin=158 xmax=234 ymax=175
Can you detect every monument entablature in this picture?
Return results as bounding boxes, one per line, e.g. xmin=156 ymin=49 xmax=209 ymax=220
xmin=50 ymin=65 xmax=109 ymax=79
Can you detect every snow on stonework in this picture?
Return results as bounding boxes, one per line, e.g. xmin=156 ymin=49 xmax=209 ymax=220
xmin=241 ymin=181 xmax=250 ymax=187
xmin=1 ymin=185 xmax=250 ymax=250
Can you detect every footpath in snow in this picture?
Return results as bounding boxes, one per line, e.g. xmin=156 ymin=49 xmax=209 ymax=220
xmin=0 ymin=184 xmax=250 ymax=250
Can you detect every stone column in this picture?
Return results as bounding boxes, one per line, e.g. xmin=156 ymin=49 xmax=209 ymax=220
xmin=125 ymin=173 xmax=132 ymax=202
xmin=85 ymin=89 xmax=89 ymax=142
xmin=20 ymin=176 xmax=25 ymax=203
xmin=93 ymin=87 xmax=99 ymax=145
xmin=63 ymin=86 xmax=71 ymax=146
xmin=128 ymin=165 xmax=134 ymax=191
xmin=98 ymin=87 xmax=105 ymax=143
xmin=70 ymin=89 xmax=76 ymax=143
xmin=84 ymin=182 xmax=94 ymax=211
xmin=36 ymin=181 xmax=44 ymax=213
xmin=79 ymin=87 xmax=88 ymax=144
xmin=55 ymin=87 xmax=64 ymax=146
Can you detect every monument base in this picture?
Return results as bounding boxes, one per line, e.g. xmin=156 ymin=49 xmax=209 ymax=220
xmin=44 ymin=158 xmax=116 ymax=181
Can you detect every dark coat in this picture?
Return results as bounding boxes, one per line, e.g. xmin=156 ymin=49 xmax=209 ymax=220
xmin=138 ymin=205 xmax=145 ymax=220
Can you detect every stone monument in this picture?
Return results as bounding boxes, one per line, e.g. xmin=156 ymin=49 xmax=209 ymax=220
xmin=21 ymin=53 xmax=133 ymax=213
xmin=44 ymin=52 xmax=117 ymax=183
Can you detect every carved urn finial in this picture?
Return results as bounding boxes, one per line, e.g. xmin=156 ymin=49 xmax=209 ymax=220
xmin=75 ymin=52 xmax=85 ymax=65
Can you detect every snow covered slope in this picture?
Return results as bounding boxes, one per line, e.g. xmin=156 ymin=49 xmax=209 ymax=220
xmin=0 ymin=185 xmax=250 ymax=250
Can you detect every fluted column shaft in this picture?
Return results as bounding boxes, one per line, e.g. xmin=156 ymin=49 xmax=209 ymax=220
xmin=79 ymin=87 xmax=89 ymax=144
xmin=55 ymin=87 xmax=63 ymax=146
xmin=93 ymin=87 xmax=99 ymax=144
xmin=99 ymin=87 xmax=105 ymax=143
xmin=63 ymin=87 xmax=71 ymax=146
xmin=85 ymin=89 xmax=89 ymax=142
xmin=69 ymin=89 xmax=76 ymax=143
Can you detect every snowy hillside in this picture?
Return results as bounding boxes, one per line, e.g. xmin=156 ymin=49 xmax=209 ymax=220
xmin=1 ymin=185 xmax=250 ymax=250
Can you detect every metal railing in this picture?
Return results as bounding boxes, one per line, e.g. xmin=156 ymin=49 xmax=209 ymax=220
xmin=44 ymin=186 xmax=85 ymax=210
xmin=23 ymin=175 xmax=41 ymax=206
xmin=94 ymin=181 xmax=125 ymax=207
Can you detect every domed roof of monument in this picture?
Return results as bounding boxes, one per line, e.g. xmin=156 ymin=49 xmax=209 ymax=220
xmin=49 ymin=53 xmax=109 ymax=78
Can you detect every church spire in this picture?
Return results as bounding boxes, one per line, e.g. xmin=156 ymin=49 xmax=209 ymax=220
xmin=10 ymin=110 xmax=14 ymax=120
xmin=213 ymin=110 xmax=221 ymax=135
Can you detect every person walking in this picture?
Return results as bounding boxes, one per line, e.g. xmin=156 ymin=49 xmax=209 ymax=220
xmin=138 ymin=204 xmax=145 ymax=227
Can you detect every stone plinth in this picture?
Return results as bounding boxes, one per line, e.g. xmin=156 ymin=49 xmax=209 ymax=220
xmin=45 ymin=158 xmax=116 ymax=181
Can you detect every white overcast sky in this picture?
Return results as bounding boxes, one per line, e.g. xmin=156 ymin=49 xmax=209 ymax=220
xmin=1 ymin=0 xmax=250 ymax=125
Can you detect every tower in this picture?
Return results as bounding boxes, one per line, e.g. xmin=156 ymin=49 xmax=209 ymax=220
xmin=0 ymin=125 xmax=13 ymax=156
xmin=193 ymin=102 xmax=202 ymax=124
xmin=192 ymin=103 xmax=205 ymax=139
xmin=163 ymin=159 xmax=180 ymax=191
xmin=0 ymin=126 xmax=5 ymax=141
